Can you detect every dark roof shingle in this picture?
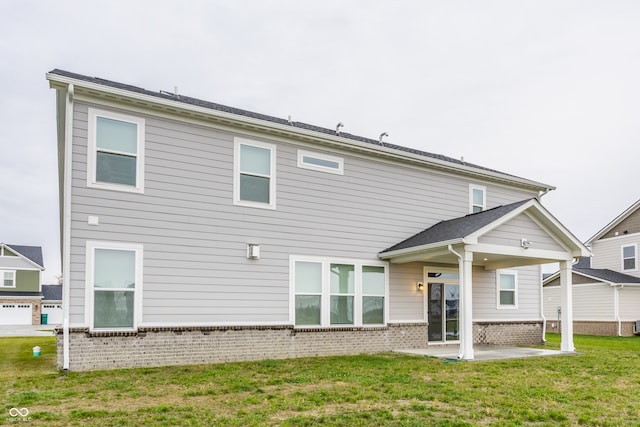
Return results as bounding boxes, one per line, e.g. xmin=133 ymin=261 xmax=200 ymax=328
xmin=5 ymin=244 xmax=44 ymax=268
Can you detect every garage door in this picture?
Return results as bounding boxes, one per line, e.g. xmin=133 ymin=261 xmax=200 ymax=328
xmin=0 ymin=303 xmax=32 ymax=325
xmin=42 ymin=304 xmax=63 ymax=325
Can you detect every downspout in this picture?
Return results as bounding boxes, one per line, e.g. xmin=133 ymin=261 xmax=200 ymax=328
xmin=540 ymin=267 xmax=547 ymax=343
xmin=62 ymin=84 xmax=74 ymax=371
xmin=614 ymin=285 xmax=622 ymax=337
xmin=447 ymin=244 xmax=465 ymax=359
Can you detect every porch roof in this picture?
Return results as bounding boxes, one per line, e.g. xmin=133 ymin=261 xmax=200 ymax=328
xmin=379 ymin=198 xmax=590 ymax=269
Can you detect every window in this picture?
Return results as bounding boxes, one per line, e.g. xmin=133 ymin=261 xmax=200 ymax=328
xmin=622 ymin=244 xmax=637 ymax=271
xmin=1 ymin=270 xmax=15 ymax=287
xmin=234 ymin=138 xmax=276 ymax=209
xmin=291 ymin=257 xmax=387 ymax=327
xmin=87 ymin=108 xmax=145 ymax=193
xmin=86 ymin=241 xmax=143 ymax=330
xmin=469 ymin=184 xmax=486 ymax=213
xmin=497 ymin=270 xmax=517 ymax=309
xmin=297 ymin=150 xmax=344 ymax=175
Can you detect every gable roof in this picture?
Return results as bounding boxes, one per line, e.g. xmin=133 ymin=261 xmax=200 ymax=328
xmin=46 ymin=69 xmax=555 ymax=193
xmin=380 ymin=199 xmax=531 ymax=254
xmin=543 ymin=260 xmax=640 ymax=286
xmin=586 ymin=198 xmax=640 ymax=244
xmin=2 ymin=244 xmax=44 ymax=269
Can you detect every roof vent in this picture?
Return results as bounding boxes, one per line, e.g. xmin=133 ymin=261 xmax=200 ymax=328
xmin=335 ymin=122 xmax=344 ymax=136
xmin=379 ymin=132 xmax=389 ymax=146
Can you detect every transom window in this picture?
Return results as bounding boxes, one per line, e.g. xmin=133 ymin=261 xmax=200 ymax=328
xmin=87 ymin=108 xmax=145 ymax=193
xmin=86 ymin=241 xmax=142 ymax=330
xmin=469 ymin=184 xmax=486 ymax=213
xmin=622 ymin=244 xmax=637 ymax=271
xmin=1 ymin=270 xmax=15 ymax=287
xmin=297 ymin=150 xmax=344 ymax=175
xmin=234 ymin=138 xmax=276 ymax=209
xmin=292 ymin=257 xmax=387 ymax=327
xmin=497 ymin=270 xmax=518 ymax=309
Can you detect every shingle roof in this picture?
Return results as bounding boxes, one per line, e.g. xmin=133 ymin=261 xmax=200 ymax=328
xmin=0 ymin=291 xmax=42 ymax=297
xmin=48 ymin=69 xmax=528 ymax=180
xmin=380 ymin=199 xmax=532 ymax=254
xmin=5 ymin=244 xmax=44 ymax=268
xmin=573 ymin=267 xmax=640 ymax=284
xmin=41 ymin=284 xmax=62 ymax=301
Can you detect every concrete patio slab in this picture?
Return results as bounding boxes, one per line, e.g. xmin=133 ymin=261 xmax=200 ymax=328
xmin=394 ymin=344 xmax=575 ymax=361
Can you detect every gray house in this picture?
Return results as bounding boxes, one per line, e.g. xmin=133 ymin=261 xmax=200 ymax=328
xmin=0 ymin=243 xmax=45 ymax=325
xmin=47 ymin=69 xmax=589 ymax=371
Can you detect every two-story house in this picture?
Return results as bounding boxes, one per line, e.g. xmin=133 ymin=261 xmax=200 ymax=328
xmin=0 ymin=243 xmax=45 ymax=325
xmin=47 ymin=69 xmax=589 ymax=371
xmin=544 ymin=199 xmax=640 ymax=336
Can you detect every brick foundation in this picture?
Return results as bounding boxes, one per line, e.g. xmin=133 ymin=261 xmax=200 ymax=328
xmin=56 ymin=323 xmax=428 ymax=371
xmin=545 ymin=320 xmax=639 ymax=337
xmin=473 ymin=321 xmax=544 ymax=346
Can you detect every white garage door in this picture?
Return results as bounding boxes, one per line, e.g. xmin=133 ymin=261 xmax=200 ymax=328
xmin=42 ymin=304 xmax=63 ymax=325
xmin=0 ymin=303 xmax=32 ymax=325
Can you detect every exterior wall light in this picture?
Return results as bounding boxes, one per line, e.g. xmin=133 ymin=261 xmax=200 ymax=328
xmin=417 ymin=281 xmax=424 ymax=291
xmin=247 ymin=244 xmax=260 ymax=260
xmin=520 ymin=238 xmax=532 ymax=249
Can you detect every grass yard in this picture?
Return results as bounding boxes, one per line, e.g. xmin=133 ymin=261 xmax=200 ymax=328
xmin=1 ymin=334 xmax=640 ymax=426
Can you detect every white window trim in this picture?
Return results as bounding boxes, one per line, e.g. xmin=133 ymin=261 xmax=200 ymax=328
xmin=233 ymin=137 xmax=276 ymax=210
xmin=0 ymin=270 xmax=16 ymax=288
xmin=469 ymin=184 xmax=486 ymax=213
xmin=289 ymin=255 xmax=389 ymax=328
xmin=87 ymin=108 xmax=145 ymax=194
xmin=297 ymin=149 xmax=344 ymax=175
xmin=496 ymin=269 xmax=518 ymax=309
xmin=85 ymin=241 xmax=143 ymax=332
xmin=622 ymin=243 xmax=637 ymax=272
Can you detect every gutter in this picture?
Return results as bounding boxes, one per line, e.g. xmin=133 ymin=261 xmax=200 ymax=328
xmin=46 ymin=72 xmax=554 ymax=193
xmin=540 ymin=268 xmax=547 ymax=342
xmin=614 ymin=285 xmax=622 ymax=337
xmin=62 ymin=84 xmax=74 ymax=370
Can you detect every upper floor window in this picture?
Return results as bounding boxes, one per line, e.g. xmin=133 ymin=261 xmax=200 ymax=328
xmin=86 ymin=241 xmax=143 ymax=330
xmin=1 ymin=270 xmax=15 ymax=287
xmin=87 ymin=108 xmax=145 ymax=193
xmin=234 ymin=138 xmax=276 ymax=209
xmin=497 ymin=270 xmax=517 ymax=309
xmin=291 ymin=256 xmax=387 ymax=327
xmin=622 ymin=244 xmax=637 ymax=271
xmin=469 ymin=184 xmax=486 ymax=213
xmin=297 ymin=150 xmax=344 ymax=175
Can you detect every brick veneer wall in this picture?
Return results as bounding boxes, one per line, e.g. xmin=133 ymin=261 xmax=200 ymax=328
xmin=545 ymin=320 xmax=639 ymax=337
xmin=473 ymin=321 xmax=544 ymax=346
xmin=57 ymin=323 xmax=428 ymax=371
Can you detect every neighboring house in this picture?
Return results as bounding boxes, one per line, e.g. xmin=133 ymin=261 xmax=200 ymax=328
xmin=42 ymin=284 xmax=63 ymax=325
xmin=47 ymin=69 xmax=589 ymax=371
xmin=544 ymin=200 xmax=640 ymax=336
xmin=0 ymin=243 xmax=45 ymax=325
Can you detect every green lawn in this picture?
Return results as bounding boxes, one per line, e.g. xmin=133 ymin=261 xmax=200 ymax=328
xmin=1 ymin=334 xmax=639 ymax=426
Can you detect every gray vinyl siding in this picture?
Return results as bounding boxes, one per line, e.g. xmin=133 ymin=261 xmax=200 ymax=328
xmin=388 ymin=262 xmax=425 ymax=322
xmin=479 ymin=214 xmax=566 ymax=252
xmin=67 ymin=101 xmax=540 ymax=326
xmin=590 ymin=234 xmax=640 ymax=278
xmin=472 ymin=265 xmax=542 ymax=320
xmin=543 ymin=283 xmax=614 ymax=321
xmin=618 ymin=287 xmax=640 ymax=321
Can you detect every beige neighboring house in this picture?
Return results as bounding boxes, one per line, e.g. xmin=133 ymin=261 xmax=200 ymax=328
xmin=0 ymin=243 xmax=46 ymax=325
xmin=544 ymin=199 xmax=640 ymax=336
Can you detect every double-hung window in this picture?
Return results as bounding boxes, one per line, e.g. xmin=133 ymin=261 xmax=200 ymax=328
xmin=622 ymin=244 xmax=637 ymax=271
xmin=497 ymin=270 xmax=517 ymax=309
xmin=469 ymin=184 xmax=486 ymax=213
xmin=234 ymin=138 xmax=276 ymax=209
xmin=86 ymin=241 xmax=143 ymax=330
xmin=292 ymin=257 xmax=388 ymax=327
xmin=87 ymin=108 xmax=145 ymax=193
xmin=1 ymin=270 xmax=15 ymax=287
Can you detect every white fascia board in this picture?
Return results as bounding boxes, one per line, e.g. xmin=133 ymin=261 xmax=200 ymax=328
xmin=465 ymin=243 xmax=575 ymax=261
xmin=1 ymin=244 xmax=45 ymax=270
xmin=46 ymin=72 xmax=554 ymax=193
xmin=586 ymin=199 xmax=640 ymax=244
xmin=378 ymin=239 xmax=464 ymax=260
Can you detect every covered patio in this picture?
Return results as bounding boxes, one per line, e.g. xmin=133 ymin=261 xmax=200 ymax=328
xmin=379 ymin=198 xmax=591 ymax=360
xmin=395 ymin=345 xmax=575 ymax=362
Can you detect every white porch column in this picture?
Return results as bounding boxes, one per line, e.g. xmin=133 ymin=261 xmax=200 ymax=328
xmin=559 ymin=260 xmax=575 ymax=352
xmin=459 ymin=249 xmax=474 ymax=360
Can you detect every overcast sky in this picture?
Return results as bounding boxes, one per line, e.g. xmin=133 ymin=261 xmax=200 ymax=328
xmin=2 ymin=1 xmax=640 ymax=283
